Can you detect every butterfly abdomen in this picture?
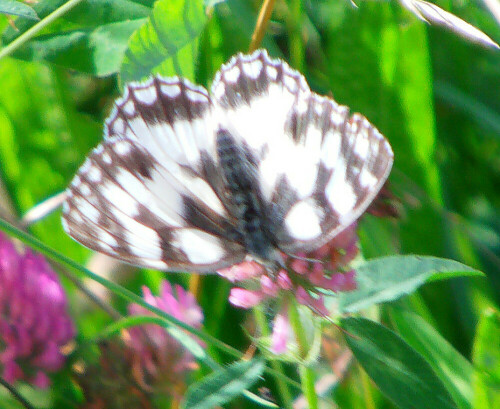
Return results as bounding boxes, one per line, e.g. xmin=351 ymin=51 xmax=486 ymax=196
xmin=216 ymin=129 xmax=275 ymax=261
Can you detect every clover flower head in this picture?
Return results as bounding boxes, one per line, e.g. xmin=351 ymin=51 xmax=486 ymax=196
xmin=218 ymin=224 xmax=359 ymax=354
xmin=0 ymin=233 xmax=75 ymax=388
xmin=126 ymin=281 xmax=203 ymax=393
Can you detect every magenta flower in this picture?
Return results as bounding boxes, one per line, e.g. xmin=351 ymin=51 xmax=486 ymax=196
xmin=0 ymin=233 xmax=75 ymax=388
xmin=126 ymin=281 xmax=203 ymax=393
xmin=218 ymin=224 xmax=359 ymax=354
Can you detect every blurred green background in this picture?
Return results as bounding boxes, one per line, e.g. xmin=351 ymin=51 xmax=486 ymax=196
xmin=0 ymin=0 xmax=499 ymax=408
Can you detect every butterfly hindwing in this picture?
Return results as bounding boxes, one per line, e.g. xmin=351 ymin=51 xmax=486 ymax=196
xmin=211 ymin=50 xmax=393 ymax=253
xmin=276 ymin=96 xmax=394 ymax=253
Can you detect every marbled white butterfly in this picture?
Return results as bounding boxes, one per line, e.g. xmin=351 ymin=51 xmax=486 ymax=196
xmin=62 ymin=50 xmax=393 ymax=273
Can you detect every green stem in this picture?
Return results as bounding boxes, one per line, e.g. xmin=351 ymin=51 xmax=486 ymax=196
xmin=249 ymin=0 xmax=277 ymax=52
xmin=0 ymin=218 xmax=302 ymax=391
xmin=288 ymin=299 xmax=319 ymax=409
xmin=0 ymin=377 xmax=34 ymax=409
xmin=254 ymin=308 xmax=295 ymax=408
xmin=0 ymin=218 xmax=239 ymax=358
xmin=288 ymin=0 xmax=304 ymax=71
xmin=0 ymin=0 xmax=85 ymax=60
xmin=299 ymin=365 xmax=318 ymax=409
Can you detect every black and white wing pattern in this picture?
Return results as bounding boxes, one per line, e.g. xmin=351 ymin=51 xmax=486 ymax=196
xmin=211 ymin=50 xmax=393 ymax=254
xmin=62 ymin=76 xmax=246 ymax=271
xmin=62 ymin=49 xmax=393 ymax=272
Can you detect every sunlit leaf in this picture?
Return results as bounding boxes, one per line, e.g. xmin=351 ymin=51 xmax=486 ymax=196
xmin=1 ymin=0 xmax=153 ymax=75
xmin=2 ymin=0 xmax=154 ymax=43
xmin=0 ymin=60 xmax=99 ymax=260
xmin=0 ymin=0 xmax=39 ymax=20
xmin=182 ymin=359 xmax=265 ymax=409
xmin=472 ymin=308 xmax=500 ymax=409
xmin=120 ymin=0 xmax=207 ymax=83
xmin=338 ymin=256 xmax=482 ymax=313
xmin=342 ymin=317 xmax=457 ymax=409
xmin=390 ymin=308 xmax=473 ymax=409
xmin=10 ymin=19 xmax=146 ymax=76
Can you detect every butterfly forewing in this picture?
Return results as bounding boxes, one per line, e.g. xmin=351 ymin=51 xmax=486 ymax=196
xmin=63 ymin=49 xmax=393 ymax=272
xmin=63 ymin=78 xmax=247 ymax=272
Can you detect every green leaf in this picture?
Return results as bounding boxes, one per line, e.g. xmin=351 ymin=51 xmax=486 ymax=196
xmin=2 ymin=0 xmax=153 ymax=43
xmin=99 ymin=316 xmax=277 ymax=407
xmin=11 ymin=19 xmax=146 ymax=76
xmin=1 ymin=0 xmax=154 ymax=75
xmin=342 ymin=317 xmax=457 ymax=409
xmin=182 ymin=359 xmax=265 ymax=409
xmin=338 ymin=256 xmax=482 ymax=313
xmin=98 ymin=315 xmax=214 ymax=366
xmin=390 ymin=308 xmax=473 ymax=409
xmin=0 ymin=60 xmax=100 ymax=261
xmin=472 ymin=308 xmax=500 ymax=409
xmin=120 ymin=0 xmax=208 ymax=83
xmin=0 ymin=0 xmax=39 ymax=20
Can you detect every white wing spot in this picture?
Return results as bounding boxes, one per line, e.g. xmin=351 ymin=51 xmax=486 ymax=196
xmin=354 ymin=136 xmax=369 ymax=159
xmin=160 ymin=84 xmax=181 ymax=98
xmin=70 ymin=211 xmax=83 ymax=224
xmin=62 ymin=201 xmax=69 ymax=214
xmin=102 ymin=152 xmax=112 ymax=164
xmin=74 ymin=197 xmax=99 ymax=223
xmin=284 ymin=75 xmax=298 ymax=93
xmin=173 ymin=229 xmax=225 ymax=264
xmin=115 ymin=141 xmax=132 ymax=156
xmin=326 ymin=162 xmax=357 ymax=219
xmin=315 ymin=103 xmax=323 ymax=117
xmin=331 ymin=105 xmax=348 ymax=127
xmin=87 ymin=167 xmax=102 ymax=182
xmin=71 ymin=175 xmax=81 ymax=188
xmin=61 ymin=216 xmax=69 ymax=232
xmin=101 ymin=181 xmax=139 ymax=218
xmin=360 ymin=169 xmax=377 ymax=188
xmin=79 ymin=183 xmax=91 ymax=196
xmin=321 ymin=131 xmax=341 ymax=169
xmin=186 ymin=89 xmax=207 ymax=103
xmin=285 ymin=201 xmax=322 ymax=240
xmin=296 ymin=98 xmax=308 ymax=115
xmin=225 ymin=66 xmax=240 ymax=83
xmin=266 ymin=65 xmax=278 ymax=80
xmin=97 ymin=229 xmax=118 ymax=248
xmin=124 ymin=228 xmax=162 ymax=260
xmin=242 ymin=59 xmax=263 ymax=79
xmin=134 ymin=86 xmax=157 ymax=105
xmin=122 ymin=100 xmax=136 ymax=115
xmin=80 ymin=158 xmax=91 ymax=174
xmin=111 ymin=118 xmax=126 ymax=135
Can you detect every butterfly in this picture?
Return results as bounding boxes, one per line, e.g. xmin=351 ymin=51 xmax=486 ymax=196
xmin=62 ymin=49 xmax=393 ymax=273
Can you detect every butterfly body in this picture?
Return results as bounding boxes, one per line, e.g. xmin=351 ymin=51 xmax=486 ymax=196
xmin=62 ymin=50 xmax=393 ymax=273
xmin=216 ymin=128 xmax=282 ymax=267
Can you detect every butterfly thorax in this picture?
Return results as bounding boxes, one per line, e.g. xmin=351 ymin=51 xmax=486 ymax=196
xmin=216 ymin=129 xmax=280 ymax=266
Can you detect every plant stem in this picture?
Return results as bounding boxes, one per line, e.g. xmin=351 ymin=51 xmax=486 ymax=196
xmin=0 ymin=218 xmax=302 ymax=392
xmin=288 ymin=0 xmax=304 ymax=71
xmin=254 ymin=308 xmax=295 ymax=408
xmin=249 ymin=0 xmax=277 ymax=52
xmin=0 ymin=377 xmax=35 ymax=409
xmin=288 ymin=299 xmax=319 ymax=409
xmin=0 ymin=0 xmax=85 ymax=60
xmin=299 ymin=365 xmax=318 ymax=409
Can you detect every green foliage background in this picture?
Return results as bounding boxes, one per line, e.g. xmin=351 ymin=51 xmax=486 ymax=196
xmin=0 ymin=0 xmax=499 ymax=408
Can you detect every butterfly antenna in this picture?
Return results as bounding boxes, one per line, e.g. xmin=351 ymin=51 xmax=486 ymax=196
xmin=284 ymin=251 xmax=325 ymax=264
